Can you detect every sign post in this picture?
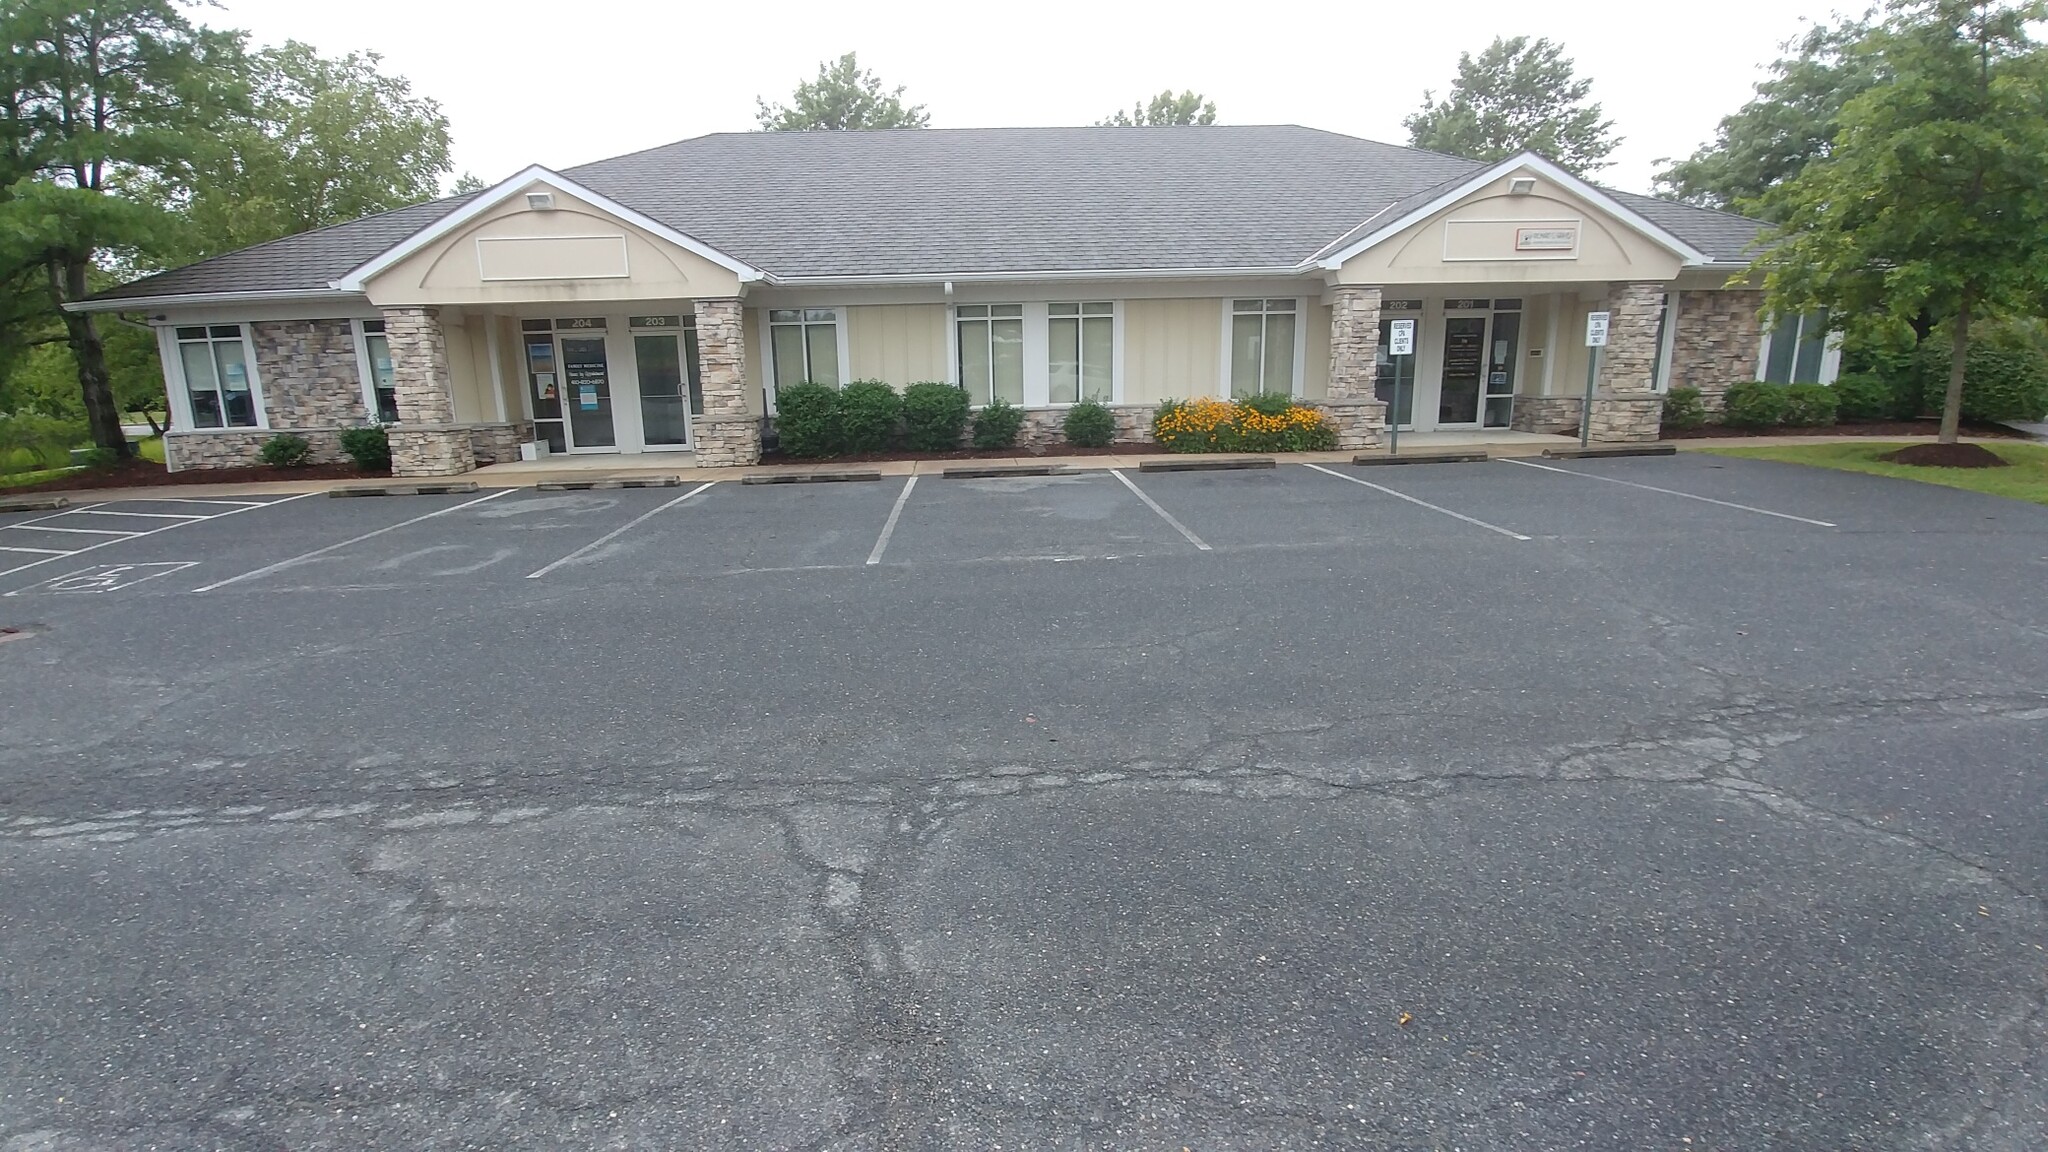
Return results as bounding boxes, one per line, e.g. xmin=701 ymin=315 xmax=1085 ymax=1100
xmin=1580 ymin=311 xmax=1610 ymax=448
xmin=1387 ymin=318 xmax=1415 ymax=455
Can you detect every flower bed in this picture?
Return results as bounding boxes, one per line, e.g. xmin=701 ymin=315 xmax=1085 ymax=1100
xmin=1152 ymin=397 xmax=1337 ymax=453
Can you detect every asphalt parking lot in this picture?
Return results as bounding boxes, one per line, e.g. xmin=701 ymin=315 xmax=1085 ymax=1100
xmin=4 ymin=454 xmax=2048 ymax=1149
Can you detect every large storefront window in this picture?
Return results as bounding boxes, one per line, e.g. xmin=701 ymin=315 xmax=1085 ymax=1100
xmin=1047 ymin=302 xmax=1113 ymax=404
xmin=1763 ymin=309 xmax=1829 ymax=384
xmin=1230 ymin=299 xmax=1297 ymax=398
xmin=175 ymin=325 xmax=258 ymax=429
xmin=956 ymin=304 xmax=1024 ymax=405
xmin=769 ymin=308 xmax=841 ymax=391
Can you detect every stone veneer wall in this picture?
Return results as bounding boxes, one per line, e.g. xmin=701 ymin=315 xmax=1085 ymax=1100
xmin=1670 ymin=289 xmax=1765 ymax=412
xmin=251 ymin=319 xmax=367 ymax=429
xmin=1587 ymin=282 xmax=1667 ymax=442
xmin=468 ymin=421 xmax=533 ymax=466
xmin=1321 ymin=285 xmax=1387 ymax=450
xmin=1011 ymin=405 xmax=1154 ymax=451
xmin=690 ymin=298 xmax=761 ymax=467
xmin=164 ymin=429 xmax=348 ymax=471
xmin=389 ymin=427 xmax=475 ymax=476
xmin=1509 ymin=397 xmax=1585 ymax=435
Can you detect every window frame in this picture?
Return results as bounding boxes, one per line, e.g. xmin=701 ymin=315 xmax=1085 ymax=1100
xmin=1648 ymin=293 xmax=1681 ymax=392
xmin=1044 ymin=301 xmax=1121 ymax=406
xmin=764 ymin=306 xmax=850 ymax=411
xmin=949 ymin=302 xmax=1028 ymax=408
xmin=1219 ymin=298 xmax=1307 ymax=399
xmin=163 ymin=322 xmax=268 ymax=433
xmin=351 ymin=318 xmax=400 ymax=424
xmin=1755 ymin=309 xmax=1842 ymax=385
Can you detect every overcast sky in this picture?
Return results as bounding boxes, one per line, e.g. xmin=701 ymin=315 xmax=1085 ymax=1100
xmin=207 ymin=0 xmax=1847 ymax=196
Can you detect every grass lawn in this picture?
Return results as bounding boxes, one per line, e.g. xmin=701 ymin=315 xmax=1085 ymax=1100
xmin=1696 ymin=440 xmax=2048 ymax=506
xmin=0 ymin=466 xmax=81 ymax=490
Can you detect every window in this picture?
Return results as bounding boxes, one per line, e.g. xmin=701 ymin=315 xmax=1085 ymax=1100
xmin=1229 ymin=299 xmax=1298 ymax=398
xmin=1763 ymin=309 xmax=1830 ymax=384
xmin=956 ymin=304 xmax=1024 ymax=405
xmin=768 ymin=308 xmax=841 ymax=391
xmin=358 ymin=319 xmax=399 ymax=423
xmin=1048 ymin=302 xmax=1114 ymax=404
xmin=175 ymin=325 xmax=258 ymax=429
xmin=1647 ymin=295 xmax=1674 ymax=391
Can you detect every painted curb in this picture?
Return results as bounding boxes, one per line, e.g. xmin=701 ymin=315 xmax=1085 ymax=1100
xmin=535 ymin=477 xmax=683 ymax=491
xmin=328 ymin=482 xmax=482 ymax=497
xmin=1351 ymin=452 xmax=1490 ymax=466
xmin=740 ymin=471 xmax=884 ymax=485
xmin=1542 ymin=444 xmax=1678 ymax=459
xmin=0 ymin=495 xmax=68 ymax=513
xmin=940 ymin=464 xmax=1059 ymax=479
xmin=1137 ymin=457 xmax=1278 ymax=473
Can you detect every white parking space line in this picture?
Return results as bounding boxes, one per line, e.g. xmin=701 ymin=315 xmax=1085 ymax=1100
xmin=1302 ymin=462 xmax=1532 ymax=541
xmin=1501 ymin=458 xmax=1838 ymax=527
xmin=1111 ymin=469 xmax=1212 ymax=551
xmin=150 ymin=498 xmax=269 ymax=508
xmin=0 ymin=492 xmax=316 ymax=581
xmin=67 ymin=509 xmax=208 ymax=520
xmin=9 ymin=524 xmax=144 ymax=536
xmin=866 ymin=476 xmax=919 ymax=566
xmin=525 ymin=481 xmax=718 ymax=580
xmin=0 ymin=544 xmax=68 ymax=554
xmin=192 ymin=489 xmax=512 ymax=593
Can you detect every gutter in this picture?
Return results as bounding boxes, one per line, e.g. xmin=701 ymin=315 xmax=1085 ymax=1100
xmin=63 ymin=287 xmax=359 ymax=314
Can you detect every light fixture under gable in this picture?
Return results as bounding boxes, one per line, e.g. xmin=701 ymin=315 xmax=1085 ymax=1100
xmin=1508 ymin=176 xmax=1537 ymax=195
xmin=525 ymin=191 xmax=556 ymax=211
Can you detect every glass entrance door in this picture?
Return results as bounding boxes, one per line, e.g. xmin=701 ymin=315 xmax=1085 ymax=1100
xmin=1438 ymin=316 xmax=1487 ymax=425
xmin=523 ymin=327 xmax=566 ymax=453
xmin=1375 ymin=316 xmax=1417 ymax=428
xmin=560 ymin=335 xmax=616 ymax=450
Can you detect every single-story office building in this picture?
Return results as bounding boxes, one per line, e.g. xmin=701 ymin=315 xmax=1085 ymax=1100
xmin=79 ymin=126 xmax=1828 ymax=475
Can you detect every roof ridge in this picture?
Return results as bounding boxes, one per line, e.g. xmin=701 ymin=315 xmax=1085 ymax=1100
xmin=1609 ymin=187 xmax=1772 ymax=226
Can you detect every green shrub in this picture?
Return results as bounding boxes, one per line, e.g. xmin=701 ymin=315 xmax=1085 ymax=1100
xmin=338 ymin=425 xmax=391 ymax=472
xmin=902 ymin=382 xmax=969 ymax=451
xmin=1660 ymin=386 xmax=1708 ymax=430
xmin=836 ymin=380 xmax=901 ymax=453
xmin=1830 ymin=371 xmax=1896 ymax=421
xmin=1782 ymin=383 xmax=1839 ymax=427
xmin=1152 ymin=396 xmax=1335 ymax=452
xmin=1722 ymin=381 xmax=1788 ymax=428
xmin=1913 ymin=338 xmax=2048 ymax=423
xmin=258 ymin=433 xmax=312 ymax=467
xmin=75 ymin=446 xmax=122 ymax=469
xmin=972 ymin=398 xmax=1025 ymax=450
xmin=774 ymin=382 xmax=842 ymax=457
xmin=1063 ymin=400 xmax=1116 ymax=447
xmin=0 ymin=412 xmax=88 ymax=471
xmin=1236 ymin=391 xmax=1295 ymax=417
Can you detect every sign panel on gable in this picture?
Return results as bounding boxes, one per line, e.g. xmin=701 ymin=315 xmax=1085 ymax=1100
xmin=1515 ymin=226 xmax=1578 ymax=252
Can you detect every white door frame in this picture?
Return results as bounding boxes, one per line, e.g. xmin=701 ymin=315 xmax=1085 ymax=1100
xmin=623 ymin=318 xmax=695 ymax=452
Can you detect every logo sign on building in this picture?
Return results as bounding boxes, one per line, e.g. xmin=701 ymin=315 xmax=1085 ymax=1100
xmin=1388 ymin=318 xmax=1415 ymax=357
xmin=1585 ymin=311 xmax=1611 ymax=347
xmin=1515 ymin=226 xmax=1578 ymax=252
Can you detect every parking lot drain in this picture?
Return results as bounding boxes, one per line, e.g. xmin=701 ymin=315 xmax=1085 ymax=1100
xmin=1352 ymin=452 xmax=1490 ymax=466
xmin=1137 ymin=457 xmax=1278 ymax=473
xmin=941 ymin=464 xmax=1056 ymax=479
xmin=741 ymin=471 xmax=884 ymax=485
xmin=1542 ymin=444 xmax=1679 ymax=459
xmin=0 ymin=496 xmax=67 ymax=513
xmin=535 ymin=477 xmax=682 ymax=491
xmin=328 ymin=482 xmax=482 ymax=498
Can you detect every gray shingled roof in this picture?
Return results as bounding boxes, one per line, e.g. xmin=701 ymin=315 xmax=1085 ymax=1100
xmin=92 ymin=126 xmax=1766 ymax=303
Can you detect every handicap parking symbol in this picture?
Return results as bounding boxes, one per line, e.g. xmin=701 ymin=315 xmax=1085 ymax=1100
xmin=9 ymin=562 xmax=198 ymax=596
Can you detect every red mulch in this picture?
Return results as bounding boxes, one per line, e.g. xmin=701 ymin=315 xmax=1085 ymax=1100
xmin=4 ymin=459 xmax=386 ymax=494
xmin=1881 ymin=442 xmax=2010 ymax=468
xmin=1662 ymin=418 xmax=2027 ymax=440
xmin=761 ymin=443 xmax=1166 ymax=465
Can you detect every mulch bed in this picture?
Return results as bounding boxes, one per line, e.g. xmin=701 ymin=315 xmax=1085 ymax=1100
xmin=1661 ymin=419 xmax=2028 ymax=440
xmin=1881 ymin=442 xmax=2010 ymax=468
xmin=3 ymin=459 xmax=386 ymax=494
xmin=760 ymin=443 xmax=1166 ymax=465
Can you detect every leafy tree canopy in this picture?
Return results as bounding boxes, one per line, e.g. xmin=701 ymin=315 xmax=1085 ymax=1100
xmin=163 ymin=41 xmax=454 ymax=264
xmin=1403 ymin=36 xmax=1619 ymax=173
xmin=756 ymin=53 xmax=929 ymax=131
xmin=1654 ymin=19 xmax=1883 ymax=216
xmin=1754 ymin=0 xmax=2048 ymax=443
xmin=1098 ymin=90 xmax=1217 ymax=127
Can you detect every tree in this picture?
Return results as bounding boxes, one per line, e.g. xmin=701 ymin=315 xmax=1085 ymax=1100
xmin=1098 ymin=90 xmax=1217 ymax=127
xmin=1654 ymin=19 xmax=1882 ymax=215
xmin=1754 ymin=0 xmax=2048 ymax=446
xmin=0 ymin=0 xmax=245 ymax=457
xmin=450 ymin=172 xmax=485 ymax=194
xmin=755 ymin=53 xmax=928 ymax=131
xmin=167 ymin=41 xmax=452 ymax=263
xmin=1403 ymin=36 xmax=1619 ymax=173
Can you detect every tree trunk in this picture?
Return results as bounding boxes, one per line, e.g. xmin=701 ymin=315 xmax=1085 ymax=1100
xmin=1939 ymin=291 xmax=1971 ymax=445
xmin=50 ymin=256 xmax=132 ymax=460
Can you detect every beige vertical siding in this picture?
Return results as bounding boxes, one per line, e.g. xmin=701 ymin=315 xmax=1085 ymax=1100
xmin=742 ymin=307 xmax=766 ymax=416
xmin=847 ymin=304 xmax=948 ymax=385
xmin=1300 ymin=303 xmax=1332 ymax=400
xmin=1518 ymin=295 xmax=1551 ymax=396
xmin=444 ymin=315 xmax=492 ymax=422
xmin=1123 ymin=298 xmax=1222 ymax=403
